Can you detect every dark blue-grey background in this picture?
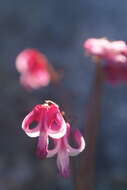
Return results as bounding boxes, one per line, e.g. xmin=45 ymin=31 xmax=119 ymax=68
xmin=0 ymin=0 xmax=127 ymax=189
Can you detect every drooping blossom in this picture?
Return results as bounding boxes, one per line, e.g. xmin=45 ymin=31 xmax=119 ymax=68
xmin=84 ymin=38 xmax=127 ymax=83
xmin=47 ymin=123 xmax=85 ymax=177
xmin=16 ymin=49 xmax=51 ymax=90
xmin=22 ymin=100 xmax=67 ymax=158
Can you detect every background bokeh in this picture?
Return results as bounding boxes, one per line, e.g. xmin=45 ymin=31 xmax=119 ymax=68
xmin=1 ymin=0 xmax=127 ymax=189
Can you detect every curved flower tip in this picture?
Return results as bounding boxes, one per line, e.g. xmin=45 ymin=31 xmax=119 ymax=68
xmin=15 ymin=49 xmax=51 ymax=90
xmin=47 ymin=122 xmax=85 ymax=178
xmin=22 ymin=107 xmax=41 ymax=138
xmin=67 ymin=129 xmax=85 ymax=157
xmin=73 ymin=129 xmax=85 ymax=151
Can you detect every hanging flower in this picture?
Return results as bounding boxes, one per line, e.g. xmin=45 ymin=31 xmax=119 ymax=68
xmin=47 ymin=123 xmax=85 ymax=177
xmin=84 ymin=38 xmax=127 ymax=83
xmin=16 ymin=49 xmax=51 ymax=90
xmin=22 ymin=100 xmax=67 ymax=159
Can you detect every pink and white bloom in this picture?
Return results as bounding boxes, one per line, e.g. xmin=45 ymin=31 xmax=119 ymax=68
xmin=47 ymin=123 xmax=85 ymax=177
xmin=16 ymin=49 xmax=51 ymax=90
xmin=84 ymin=38 xmax=127 ymax=62
xmin=84 ymin=38 xmax=127 ymax=83
xmin=22 ymin=101 xmax=67 ymax=158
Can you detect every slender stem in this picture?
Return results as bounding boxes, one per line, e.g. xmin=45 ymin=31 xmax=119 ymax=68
xmin=47 ymin=63 xmax=62 ymax=84
xmin=76 ymin=61 xmax=103 ymax=190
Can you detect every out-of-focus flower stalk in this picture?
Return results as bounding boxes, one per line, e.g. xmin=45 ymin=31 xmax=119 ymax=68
xmin=47 ymin=62 xmax=62 ymax=84
xmin=76 ymin=60 xmax=103 ymax=190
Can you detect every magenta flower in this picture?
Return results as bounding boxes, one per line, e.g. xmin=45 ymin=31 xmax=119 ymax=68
xmin=16 ymin=49 xmax=51 ymax=90
xmin=103 ymin=62 xmax=127 ymax=83
xmin=22 ymin=101 xmax=67 ymax=158
xmin=84 ymin=38 xmax=127 ymax=83
xmin=47 ymin=123 xmax=85 ymax=177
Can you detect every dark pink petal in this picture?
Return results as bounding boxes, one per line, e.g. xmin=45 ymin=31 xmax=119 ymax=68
xmin=46 ymin=103 xmax=60 ymax=130
xmin=103 ymin=62 xmax=127 ymax=83
xmin=36 ymin=132 xmax=48 ymax=159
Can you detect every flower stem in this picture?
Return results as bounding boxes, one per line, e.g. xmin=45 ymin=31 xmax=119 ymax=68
xmin=76 ymin=61 xmax=103 ymax=190
xmin=47 ymin=63 xmax=62 ymax=84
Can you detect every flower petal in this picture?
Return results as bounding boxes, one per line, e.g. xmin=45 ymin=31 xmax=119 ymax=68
xmin=22 ymin=111 xmax=40 ymax=137
xmin=47 ymin=139 xmax=60 ymax=158
xmin=66 ymin=129 xmax=85 ymax=156
xmin=47 ymin=104 xmax=67 ymax=139
xmin=48 ymin=117 xmax=67 ymax=139
xmin=36 ymin=132 xmax=48 ymax=159
xmin=57 ymin=150 xmax=70 ymax=178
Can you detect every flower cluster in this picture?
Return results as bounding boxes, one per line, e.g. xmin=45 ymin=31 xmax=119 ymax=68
xmin=22 ymin=100 xmax=85 ymax=177
xmin=16 ymin=49 xmax=51 ymax=90
xmin=84 ymin=38 xmax=127 ymax=83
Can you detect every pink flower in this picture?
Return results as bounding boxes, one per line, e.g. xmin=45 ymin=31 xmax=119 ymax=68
xmin=22 ymin=100 xmax=85 ymax=177
xmin=47 ymin=123 xmax=85 ymax=177
xmin=84 ymin=38 xmax=127 ymax=62
xmin=22 ymin=101 xmax=67 ymax=158
xmin=84 ymin=38 xmax=127 ymax=83
xmin=16 ymin=49 xmax=51 ymax=90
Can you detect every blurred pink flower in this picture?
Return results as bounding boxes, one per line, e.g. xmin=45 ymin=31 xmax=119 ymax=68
xmin=22 ymin=101 xmax=67 ymax=158
xmin=84 ymin=38 xmax=127 ymax=62
xmin=16 ymin=49 xmax=51 ymax=90
xmin=84 ymin=38 xmax=127 ymax=83
xmin=47 ymin=123 xmax=85 ymax=177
